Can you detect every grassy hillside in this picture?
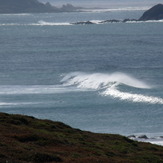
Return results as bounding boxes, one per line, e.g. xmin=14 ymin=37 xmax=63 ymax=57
xmin=0 ymin=112 xmax=163 ymax=163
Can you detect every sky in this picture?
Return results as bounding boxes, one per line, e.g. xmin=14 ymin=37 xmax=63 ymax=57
xmin=39 ymin=0 xmax=163 ymax=8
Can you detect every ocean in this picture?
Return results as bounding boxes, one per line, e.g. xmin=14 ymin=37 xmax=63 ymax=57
xmin=0 ymin=9 xmax=163 ymax=145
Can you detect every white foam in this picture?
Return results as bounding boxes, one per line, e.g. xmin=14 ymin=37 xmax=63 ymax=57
xmin=0 ymin=102 xmax=39 ymax=106
xmin=103 ymin=87 xmax=163 ymax=104
xmin=0 ymin=85 xmax=81 ymax=95
xmin=0 ymin=102 xmax=15 ymax=106
xmin=62 ymin=72 xmax=151 ymax=89
xmin=37 ymin=20 xmax=71 ymax=26
xmin=129 ymin=134 xmax=163 ymax=146
xmin=0 ymin=13 xmax=31 ymax=16
xmin=62 ymin=72 xmax=163 ymax=104
xmin=0 ymin=23 xmax=21 ymax=26
xmin=126 ymin=19 xmax=163 ymax=24
xmin=0 ymin=19 xmax=163 ymax=27
xmin=89 ymin=20 xmax=103 ymax=24
xmin=130 ymin=139 xmax=163 ymax=146
xmin=149 ymin=141 xmax=163 ymax=146
xmin=80 ymin=7 xmax=149 ymax=13
xmin=0 ymin=21 xmax=72 ymax=26
xmin=145 ymin=20 xmax=163 ymax=23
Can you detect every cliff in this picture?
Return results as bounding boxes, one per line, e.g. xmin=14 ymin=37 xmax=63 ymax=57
xmin=0 ymin=112 xmax=163 ymax=163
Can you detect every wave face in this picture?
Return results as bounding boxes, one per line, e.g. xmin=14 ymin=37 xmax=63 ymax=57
xmin=61 ymin=72 xmax=163 ymax=104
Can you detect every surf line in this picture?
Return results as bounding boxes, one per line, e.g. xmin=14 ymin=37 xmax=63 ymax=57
xmin=102 ymin=86 xmax=163 ymax=104
xmin=62 ymin=72 xmax=163 ymax=104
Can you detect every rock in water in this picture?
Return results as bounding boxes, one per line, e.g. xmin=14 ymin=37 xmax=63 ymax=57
xmin=138 ymin=135 xmax=148 ymax=139
xmin=100 ymin=19 xmax=121 ymax=23
xmin=72 ymin=21 xmax=94 ymax=25
xmin=139 ymin=4 xmax=163 ymax=20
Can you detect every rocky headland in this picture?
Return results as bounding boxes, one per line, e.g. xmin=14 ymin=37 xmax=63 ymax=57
xmin=0 ymin=0 xmax=81 ymax=13
xmin=0 ymin=112 xmax=163 ymax=163
xmin=139 ymin=4 xmax=163 ymax=21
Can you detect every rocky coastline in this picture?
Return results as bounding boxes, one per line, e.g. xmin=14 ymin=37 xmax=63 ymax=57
xmin=72 ymin=4 xmax=163 ymax=25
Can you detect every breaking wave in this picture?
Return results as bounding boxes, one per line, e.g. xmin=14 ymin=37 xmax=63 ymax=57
xmin=126 ymin=19 xmax=163 ymax=23
xmin=37 ymin=20 xmax=71 ymax=26
xmin=61 ymin=72 xmax=163 ymax=104
xmin=103 ymin=88 xmax=163 ymax=104
xmin=0 ymin=21 xmax=72 ymax=26
xmin=79 ymin=7 xmax=149 ymax=13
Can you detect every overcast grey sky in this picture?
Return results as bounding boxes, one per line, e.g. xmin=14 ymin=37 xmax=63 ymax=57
xmin=39 ymin=0 xmax=163 ymax=8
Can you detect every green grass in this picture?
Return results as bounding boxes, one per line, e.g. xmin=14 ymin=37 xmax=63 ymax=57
xmin=0 ymin=112 xmax=163 ymax=163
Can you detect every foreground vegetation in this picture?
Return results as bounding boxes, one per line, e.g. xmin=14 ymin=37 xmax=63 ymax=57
xmin=0 ymin=112 xmax=163 ymax=163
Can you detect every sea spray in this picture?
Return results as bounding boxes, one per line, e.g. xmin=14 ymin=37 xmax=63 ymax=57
xmin=62 ymin=72 xmax=163 ymax=104
xmin=61 ymin=72 xmax=151 ymax=89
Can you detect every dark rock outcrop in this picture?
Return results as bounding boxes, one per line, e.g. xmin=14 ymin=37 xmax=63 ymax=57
xmin=122 ymin=19 xmax=138 ymax=23
xmin=138 ymin=135 xmax=148 ymax=139
xmin=72 ymin=21 xmax=95 ymax=25
xmin=72 ymin=19 xmax=139 ymax=25
xmin=100 ymin=19 xmax=121 ymax=23
xmin=139 ymin=4 xmax=163 ymax=20
xmin=128 ymin=135 xmax=136 ymax=139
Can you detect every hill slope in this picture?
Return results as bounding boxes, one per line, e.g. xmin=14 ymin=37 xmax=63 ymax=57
xmin=0 ymin=112 xmax=163 ymax=163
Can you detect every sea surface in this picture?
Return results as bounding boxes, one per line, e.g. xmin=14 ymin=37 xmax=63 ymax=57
xmin=0 ymin=9 xmax=163 ymax=145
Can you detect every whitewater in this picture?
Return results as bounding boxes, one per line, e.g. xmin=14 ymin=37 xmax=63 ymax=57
xmin=62 ymin=72 xmax=163 ymax=104
xmin=1 ymin=19 xmax=163 ymax=26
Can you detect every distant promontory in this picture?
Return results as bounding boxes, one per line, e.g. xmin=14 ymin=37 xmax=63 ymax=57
xmin=72 ymin=4 xmax=163 ymax=25
xmin=0 ymin=0 xmax=81 ymax=13
xmin=139 ymin=4 xmax=163 ymax=20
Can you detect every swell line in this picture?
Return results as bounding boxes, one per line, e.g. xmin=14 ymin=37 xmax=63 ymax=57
xmin=102 ymin=87 xmax=163 ymax=104
xmin=62 ymin=72 xmax=163 ymax=104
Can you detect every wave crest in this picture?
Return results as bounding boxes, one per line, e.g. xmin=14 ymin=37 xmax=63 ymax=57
xmin=61 ymin=72 xmax=150 ymax=89
xmin=61 ymin=72 xmax=163 ymax=104
xmin=102 ymin=88 xmax=163 ymax=104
